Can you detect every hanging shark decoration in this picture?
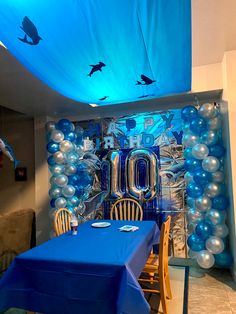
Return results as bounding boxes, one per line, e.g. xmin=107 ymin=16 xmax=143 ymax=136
xmin=88 ymin=62 xmax=106 ymax=77
xmin=0 ymin=138 xmax=20 ymax=169
xmin=136 ymin=74 xmax=156 ymax=85
xmin=18 ymin=16 xmax=42 ymax=45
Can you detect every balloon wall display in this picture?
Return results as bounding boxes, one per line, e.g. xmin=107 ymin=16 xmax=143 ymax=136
xmin=182 ymin=103 xmax=233 ymax=269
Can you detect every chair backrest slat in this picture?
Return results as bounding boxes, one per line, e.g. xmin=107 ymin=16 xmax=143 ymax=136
xmin=110 ymin=198 xmax=143 ymax=221
xmin=159 ymin=216 xmax=171 ymax=277
xmin=54 ymin=208 xmax=72 ymax=236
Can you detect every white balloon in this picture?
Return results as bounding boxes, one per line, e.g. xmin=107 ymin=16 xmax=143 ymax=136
xmin=54 ymin=174 xmax=68 ymax=187
xmin=206 ymin=236 xmax=225 ymax=254
xmin=62 ymin=185 xmax=76 ymax=198
xmin=213 ymin=224 xmax=229 ymax=238
xmin=196 ymin=250 xmax=215 ymax=269
xmin=60 ymin=140 xmax=74 ymax=153
xmin=50 ymin=130 xmax=64 ymax=143
xmin=199 ymin=103 xmax=217 ymax=119
xmin=192 ymin=144 xmax=209 ymax=160
xmin=53 ymin=151 xmax=66 ymax=164
xmin=205 ymin=183 xmax=222 ymax=198
xmin=195 ymin=195 xmax=212 ymax=212
xmin=202 ymin=156 xmax=220 ymax=173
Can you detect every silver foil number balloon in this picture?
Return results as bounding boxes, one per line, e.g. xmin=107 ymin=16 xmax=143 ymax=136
xmin=107 ymin=151 xmax=123 ymax=199
xmin=126 ymin=149 xmax=158 ymax=201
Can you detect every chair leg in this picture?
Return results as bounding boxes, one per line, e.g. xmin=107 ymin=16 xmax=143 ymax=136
xmin=159 ymin=275 xmax=168 ymax=314
xmin=165 ymin=271 xmax=172 ymax=300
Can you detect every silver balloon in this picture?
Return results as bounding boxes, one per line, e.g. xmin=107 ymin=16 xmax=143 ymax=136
xmin=196 ymin=250 xmax=215 ymax=269
xmin=55 ymin=197 xmax=67 ymax=209
xmin=187 ymin=222 xmax=197 ymax=234
xmin=49 ymin=175 xmax=56 ymax=185
xmin=195 ymin=195 xmax=212 ymax=212
xmin=50 ymin=130 xmax=64 ymax=143
xmin=187 ymin=208 xmax=204 ymax=223
xmin=45 ymin=121 xmax=56 ymax=132
xmin=192 ymin=144 xmax=209 ymax=160
xmin=62 ymin=185 xmax=76 ymax=198
xmin=54 ymin=174 xmax=68 ymax=187
xmin=202 ymin=156 xmax=220 ymax=173
xmin=50 ymin=164 xmax=65 ymax=175
xmin=66 ymin=152 xmax=79 ymax=164
xmin=199 ymin=103 xmax=217 ymax=119
xmin=64 ymin=164 xmax=77 ymax=176
xmin=60 ymin=140 xmax=74 ymax=153
xmin=206 ymin=236 xmax=225 ymax=254
xmin=188 ymin=249 xmax=198 ymax=259
xmin=206 ymin=209 xmax=226 ymax=225
xmin=186 ymin=197 xmax=196 ymax=208
xmin=49 ymin=186 xmax=62 ymax=199
xmin=208 ymin=116 xmax=221 ymax=130
xmin=213 ymin=224 xmax=229 ymax=238
xmin=205 ymin=183 xmax=221 ymax=198
xmin=53 ymin=151 xmax=66 ymax=164
xmin=107 ymin=151 xmax=123 ymax=198
xmin=201 ymin=130 xmax=219 ymax=146
xmin=126 ymin=149 xmax=158 ymax=201
xmin=211 ymin=171 xmax=224 ymax=183
xmin=184 ymin=172 xmax=194 ymax=184
xmin=182 ymin=133 xmax=200 ymax=148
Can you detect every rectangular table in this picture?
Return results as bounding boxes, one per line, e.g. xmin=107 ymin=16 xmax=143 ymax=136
xmin=0 ymin=220 xmax=159 ymax=314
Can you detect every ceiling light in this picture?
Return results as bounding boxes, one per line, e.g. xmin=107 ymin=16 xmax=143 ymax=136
xmin=89 ymin=103 xmax=98 ymax=107
xmin=0 ymin=41 xmax=7 ymax=49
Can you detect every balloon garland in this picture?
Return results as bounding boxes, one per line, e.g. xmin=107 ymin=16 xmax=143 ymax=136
xmin=182 ymin=103 xmax=233 ymax=269
xmin=46 ymin=119 xmax=101 ymax=234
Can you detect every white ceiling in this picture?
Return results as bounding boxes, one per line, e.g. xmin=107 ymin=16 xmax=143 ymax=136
xmin=0 ymin=0 xmax=235 ymax=118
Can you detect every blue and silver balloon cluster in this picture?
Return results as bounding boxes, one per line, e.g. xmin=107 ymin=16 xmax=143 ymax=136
xmin=182 ymin=103 xmax=233 ymax=269
xmin=46 ymin=119 xmax=98 ymax=220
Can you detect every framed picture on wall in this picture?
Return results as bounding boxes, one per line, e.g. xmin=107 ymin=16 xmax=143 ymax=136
xmin=15 ymin=167 xmax=27 ymax=181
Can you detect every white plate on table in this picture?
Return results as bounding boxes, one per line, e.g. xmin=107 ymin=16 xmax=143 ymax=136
xmin=91 ymin=222 xmax=111 ymax=228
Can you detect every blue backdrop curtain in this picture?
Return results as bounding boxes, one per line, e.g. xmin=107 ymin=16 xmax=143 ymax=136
xmin=0 ymin=0 xmax=191 ymax=105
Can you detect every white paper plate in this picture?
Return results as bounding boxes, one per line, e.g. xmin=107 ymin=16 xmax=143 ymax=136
xmin=91 ymin=222 xmax=111 ymax=228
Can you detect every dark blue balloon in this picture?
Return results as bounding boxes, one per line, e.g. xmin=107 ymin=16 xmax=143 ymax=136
xmin=79 ymin=174 xmax=93 ymax=187
xmin=57 ymin=119 xmax=73 ymax=133
xmin=187 ymin=233 xmax=205 ymax=252
xmin=193 ymin=170 xmax=212 ymax=186
xmin=212 ymin=195 xmax=229 ymax=210
xmin=64 ymin=131 xmax=77 ymax=142
xmin=47 ymin=155 xmax=56 ymax=166
xmin=184 ymin=158 xmax=202 ymax=172
xmin=195 ymin=221 xmax=212 ymax=240
xmin=190 ymin=117 xmax=207 ymax=134
xmin=186 ymin=182 xmax=204 ymax=198
xmin=47 ymin=141 xmax=59 ymax=154
xmin=209 ymin=144 xmax=226 ymax=158
xmin=76 ymin=135 xmax=83 ymax=145
xmin=214 ymin=251 xmax=233 ymax=268
xmin=68 ymin=174 xmax=80 ymax=185
xmin=50 ymin=198 xmax=56 ymax=208
xmin=181 ymin=106 xmax=198 ymax=121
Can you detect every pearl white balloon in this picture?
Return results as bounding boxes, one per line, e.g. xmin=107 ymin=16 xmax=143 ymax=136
xmin=62 ymin=185 xmax=76 ymax=198
xmin=64 ymin=164 xmax=77 ymax=176
xmin=208 ymin=116 xmax=222 ymax=130
xmin=49 ymin=187 xmax=62 ymax=199
xmin=54 ymin=174 xmax=68 ymax=187
xmin=53 ymin=151 xmax=66 ymax=164
xmin=192 ymin=144 xmax=209 ymax=160
xmin=206 ymin=209 xmax=226 ymax=225
xmin=187 ymin=222 xmax=197 ymax=234
xmin=55 ymin=197 xmax=67 ymax=209
xmin=50 ymin=164 xmax=65 ymax=175
xmin=201 ymin=130 xmax=218 ymax=146
xmin=196 ymin=250 xmax=215 ymax=269
xmin=60 ymin=140 xmax=74 ymax=153
xmin=206 ymin=236 xmax=225 ymax=254
xmin=199 ymin=103 xmax=217 ymax=119
xmin=45 ymin=121 xmax=56 ymax=132
xmin=66 ymin=152 xmax=79 ymax=164
xmin=182 ymin=133 xmax=200 ymax=148
xmin=213 ymin=224 xmax=229 ymax=238
xmin=187 ymin=208 xmax=204 ymax=223
xmin=211 ymin=171 xmax=224 ymax=183
xmin=50 ymin=130 xmax=64 ymax=143
xmin=184 ymin=172 xmax=194 ymax=184
xmin=202 ymin=156 xmax=220 ymax=173
xmin=195 ymin=195 xmax=212 ymax=212
xmin=205 ymin=183 xmax=222 ymax=198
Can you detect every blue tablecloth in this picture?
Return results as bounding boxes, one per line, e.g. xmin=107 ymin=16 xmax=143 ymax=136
xmin=0 ymin=220 xmax=159 ymax=314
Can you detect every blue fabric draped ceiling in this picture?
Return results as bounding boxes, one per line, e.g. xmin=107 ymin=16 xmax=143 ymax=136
xmin=0 ymin=0 xmax=191 ymax=106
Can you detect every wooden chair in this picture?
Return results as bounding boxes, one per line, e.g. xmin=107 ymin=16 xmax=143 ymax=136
xmin=110 ymin=198 xmax=143 ymax=221
xmin=0 ymin=250 xmax=17 ymax=275
xmin=139 ymin=216 xmax=172 ymax=314
xmin=54 ymin=208 xmax=72 ymax=236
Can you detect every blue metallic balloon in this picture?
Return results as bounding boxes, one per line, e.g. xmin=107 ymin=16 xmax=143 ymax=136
xmin=195 ymin=221 xmax=212 ymax=240
xmin=47 ymin=155 xmax=56 ymax=166
xmin=181 ymin=106 xmax=198 ymax=121
xmin=47 ymin=141 xmax=59 ymax=154
xmin=57 ymin=119 xmax=74 ymax=133
xmin=186 ymin=182 xmax=204 ymax=198
xmin=50 ymin=198 xmax=56 ymax=208
xmin=187 ymin=233 xmax=205 ymax=252
xmin=68 ymin=174 xmax=80 ymax=185
xmin=193 ymin=170 xmax=212 ymax=186
xmin=212 ymin=195 xmax=229 ymax=211
xmin=184 ymin=158 xmax=202 ymax=172
xmin=209 ymin=144 xmax=226 ymax=158
xmin=189 ymin=117 xmax=207 ymax=134
xmin=214 ymin=251 xmax=233 ymax=268
xmin=64 ymin=131 xmax=77 ymax=142
xmin=201 ymin=130 xmax=219 ymax=146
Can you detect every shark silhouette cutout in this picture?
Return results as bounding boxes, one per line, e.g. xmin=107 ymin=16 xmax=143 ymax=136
xmin=99 ymin=96 xmax=109 ymax=101
xmin=136 ymin=74 xmax=156 ymax=85
xmin=18 ymin=16 xmax=42 ymax=45
xmin=88 ymin=62 xmax=106 ymax=77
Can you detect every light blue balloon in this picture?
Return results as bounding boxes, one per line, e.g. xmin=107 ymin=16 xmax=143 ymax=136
xmin=66 ymin=152 xmax=79 ymax=164
xmin=67 ymin=195 xmax=80 ymax=206
xmin=201 ymin=130 xmax=219 ymax=146
xmin=49 ymin=164 xmax=65 ymax=175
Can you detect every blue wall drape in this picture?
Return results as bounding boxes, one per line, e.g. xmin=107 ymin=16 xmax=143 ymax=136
xmin=0 ymin=0 xmax=191 ymax=105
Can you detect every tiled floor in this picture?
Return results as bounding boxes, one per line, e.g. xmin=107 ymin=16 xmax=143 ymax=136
xmin=188 ymin=268 xmax=236 ymax=314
